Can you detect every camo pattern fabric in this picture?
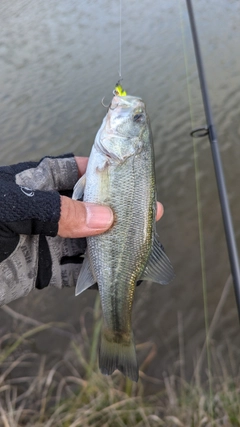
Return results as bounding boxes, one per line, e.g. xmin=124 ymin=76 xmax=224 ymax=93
xmin=0 ymin=234 xmax=39 ymax=305
xmin=0 ymin=155 xmax=86 ymax=306
xmin=15 ymin=156 xmax=79 ymax=192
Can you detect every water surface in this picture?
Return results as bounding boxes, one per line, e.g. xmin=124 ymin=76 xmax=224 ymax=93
xmin=1 ymin=0 xmax=240 ymax=385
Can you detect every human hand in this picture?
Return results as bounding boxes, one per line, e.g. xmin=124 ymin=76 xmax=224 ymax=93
xmin=58 ymin=156 xmax=164 ymax=238
xmin=0 ymin=154 xmax=165 ymax=306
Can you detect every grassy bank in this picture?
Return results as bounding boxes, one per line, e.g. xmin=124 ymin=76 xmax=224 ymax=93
xmin=0 ymin=296 xmax=240 ymax=427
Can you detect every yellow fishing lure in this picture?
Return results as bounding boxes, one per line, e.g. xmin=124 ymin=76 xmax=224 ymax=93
xmin=114 ymin=81 xmax=127 ymax=96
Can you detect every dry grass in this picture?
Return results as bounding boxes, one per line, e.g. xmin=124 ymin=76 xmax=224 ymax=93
xmin=0 ymin=290 xmax=240 ymax=427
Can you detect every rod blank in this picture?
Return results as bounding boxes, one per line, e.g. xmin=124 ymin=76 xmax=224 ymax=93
xmin=186 ymin=0 xmax=240 ymax=319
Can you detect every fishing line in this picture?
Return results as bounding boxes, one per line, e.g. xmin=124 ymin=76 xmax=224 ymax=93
xmin=119 ymin=0 xmax=122 ymax=78
xmin=177 ymin=0 xmax=213 ymax=408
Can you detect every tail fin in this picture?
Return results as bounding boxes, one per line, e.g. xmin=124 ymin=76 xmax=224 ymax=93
xmin=99 ymin=330 xmax=138 ymax=382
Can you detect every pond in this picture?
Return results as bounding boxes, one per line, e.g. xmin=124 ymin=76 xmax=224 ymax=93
xmin=1 ymin=0 xmax=240 ymax=388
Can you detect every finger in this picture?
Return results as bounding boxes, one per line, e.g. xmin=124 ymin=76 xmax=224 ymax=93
xmin=74 ymin=157 xmax=88 ymax=177
xmin=58 ymin=196 xmax=114 ymax=238
xmin=156 ymin=202 xmax=164 ymax=221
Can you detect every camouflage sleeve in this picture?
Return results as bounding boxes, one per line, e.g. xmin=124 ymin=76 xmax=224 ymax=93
xmin=0 ymin=182 xmax=60 ymax=262
xmin=14 ymin=154 xmax=79 ymax=191
xmin=0 ymin=154 xmax=83 ymax=305
xmin=0 ymin=154 xmax=79 ymax=257
xmin=0 ymin=153 xmax=79 ymax=241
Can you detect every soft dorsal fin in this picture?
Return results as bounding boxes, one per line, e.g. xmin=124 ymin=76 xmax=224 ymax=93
xmin=140 ymin=236 xmax=174 ymax=284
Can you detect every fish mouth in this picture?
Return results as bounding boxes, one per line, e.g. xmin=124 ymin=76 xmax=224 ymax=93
xmin=108 ymin=95 xmax=146 ymax=122
xmin=102 ymin=95 xmax=147 ymax=140
xmin=110 ymin=95 xmax=143 ymax=110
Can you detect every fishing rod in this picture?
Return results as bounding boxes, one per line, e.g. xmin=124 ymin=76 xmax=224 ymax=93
xmin=186 ymin=0 xmax=240 ymax=319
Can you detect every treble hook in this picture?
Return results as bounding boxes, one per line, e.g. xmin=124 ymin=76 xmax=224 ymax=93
xmin=101 ymin=80 xmax=125 ymax=110
xmin=101 ymin=97 xmax=111 ymax=109
xmin=101 ymin=97 xmax=118 ymax=110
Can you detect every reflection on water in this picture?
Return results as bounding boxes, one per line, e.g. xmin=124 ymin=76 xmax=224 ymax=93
xmin=1 ymin=0 xmax=240 ymax=384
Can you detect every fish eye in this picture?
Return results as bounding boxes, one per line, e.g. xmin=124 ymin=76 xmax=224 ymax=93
xmin=133 ymin=112 xmax=145 ymax=123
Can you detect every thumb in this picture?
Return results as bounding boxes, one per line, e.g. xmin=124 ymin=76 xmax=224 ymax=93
xmin=58 ymin=196 xmax=114 ymax=238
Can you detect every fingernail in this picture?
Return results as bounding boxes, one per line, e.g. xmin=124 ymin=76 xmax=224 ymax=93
xmin=156 ymin=202 xmax=164 ymax=221
xmin=85 ymin=203 xmax=114 ymax=229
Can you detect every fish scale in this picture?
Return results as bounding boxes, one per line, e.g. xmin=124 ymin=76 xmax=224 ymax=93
xmin=73 ymin=94 xmax=174 ymax=381
xmin=95 ymin=160 xmax=151 ymax=325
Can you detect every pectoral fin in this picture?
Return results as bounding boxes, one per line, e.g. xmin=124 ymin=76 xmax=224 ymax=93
xmin=72 ymin=174 xmax=86 ymax=201
xmin=75 ymin=252 xmax=96 ymax=296
xmin=140 ymin=236 xmax=174 ymax=285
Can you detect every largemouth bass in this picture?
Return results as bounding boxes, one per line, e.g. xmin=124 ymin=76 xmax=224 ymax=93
xmin=73 ymin=94 xmax=174 ymax=382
